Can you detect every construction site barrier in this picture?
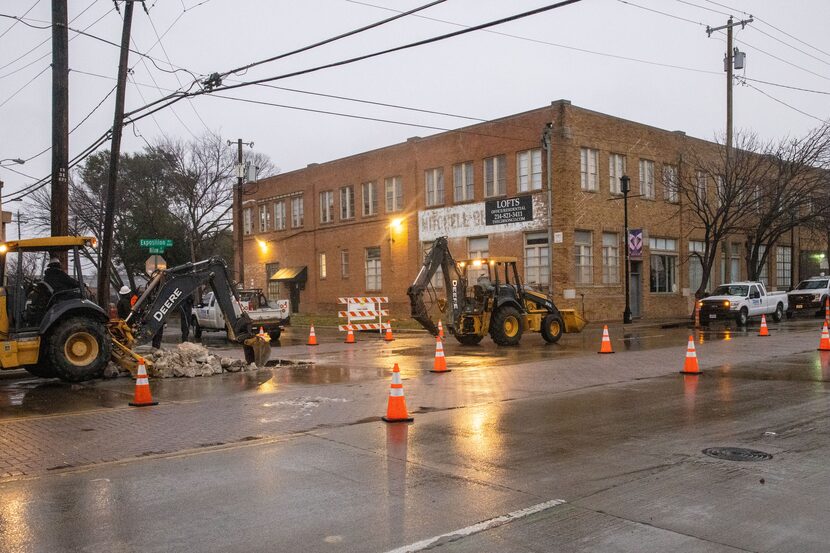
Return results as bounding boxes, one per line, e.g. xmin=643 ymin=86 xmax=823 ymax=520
xmin=338 ymin=297 xmax=389 ymax=335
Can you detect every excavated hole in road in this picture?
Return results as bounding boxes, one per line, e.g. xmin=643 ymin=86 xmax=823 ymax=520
xmin=702 ymin=447 xmax=773 ymax=462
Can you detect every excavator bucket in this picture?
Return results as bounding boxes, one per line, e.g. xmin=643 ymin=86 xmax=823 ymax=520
xmin=243 ymin=335 xmax=272 ymax=366
xmin=560 ymin=309 xmax=587 ymax=333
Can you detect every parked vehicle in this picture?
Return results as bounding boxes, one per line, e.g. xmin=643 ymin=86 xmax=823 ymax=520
xmin=698 ymin=281 xmax=788 ymax=327
xmin=786 ymin=276 xmax=830 ymax=318
xmin=193 ymin=289 xmax=289 ymax=342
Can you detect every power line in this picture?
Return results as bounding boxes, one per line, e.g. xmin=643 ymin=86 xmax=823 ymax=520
xmin=0 ymin=62 xmax=49 ymax=108
xmin=617 ymin=0 xmax=706 ymax=26
xmin=741 ymin=77 xmax=830 ymax=96
xmin=0 ymin=0 xmax=42 ymax=40
xmin=743 ymin=81 xmax=826 ymax=123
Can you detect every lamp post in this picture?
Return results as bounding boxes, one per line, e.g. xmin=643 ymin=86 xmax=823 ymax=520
xmin=621 ymin=175 xmax=632 ymax=324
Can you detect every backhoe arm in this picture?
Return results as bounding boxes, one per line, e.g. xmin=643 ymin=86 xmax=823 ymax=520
xmin=407 ymin=236 xmax=465 ymax=335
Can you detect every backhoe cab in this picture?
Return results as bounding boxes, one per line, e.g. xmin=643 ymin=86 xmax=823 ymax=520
xmin=408 ymin=236 xmax=585 ymax=346
xmin=0 ymin=236 xmax=111 ymax=382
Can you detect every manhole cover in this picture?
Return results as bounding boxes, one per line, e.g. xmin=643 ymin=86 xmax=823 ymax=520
xmin=702 ymin=447 xmax=772 ymax=462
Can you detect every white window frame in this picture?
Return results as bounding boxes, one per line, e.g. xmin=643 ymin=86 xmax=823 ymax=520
xmin=273 ymin=200 xmax=286 ymax=230
xmin=776 ymin=246 xmax=791 ymax=289
xmin=517 ymin=149 xmax=542 ymax=192
xmin=609 ymin=153 xmax=626 ymax=194
xmin=639 ymin=159 xmax=655 ymax=199
xmin=319 ymin=253 xmax=327 ymax=280
xmin=243 ymin=207 xmax=253 ymax=235
xmin=365 ymin=247 xmax=381 ymax=291
xmin=453 ymin=161 xmax=474 ymax=202
xmin=320 ymin=191 xmax=334 ymax=224
xmin=425 ymin=167 xmax=444 ymax=207
xmin=385 ymin=176 xmax=403 ymax=213
xmin=574 ymin=230 xmax=593 ymax=284
xmin=524 ymin=232 xmax=549 ymax=288
xmin=291 ymin=196 xmax=304 ymax=228
xmin=362 ymin=181 xmax=377 ymax=216
xmin=484 ymin=155 xmax=506 ymax=198
xmin=695 ymin=171 xmax=707 ymax=203
xmin=580 ymin=148 xmax=598 ymax=191
xmin=602 ymin=232 xmax=619 ymax=284
xmin=649 ymin=237 xmax=678 ymax=294
xmin=258 ymin=204 xmax=269 ymax=232
xmin=663 ymin=165 xmax=679 ymax=203
xmin=340 ymin=185 xmax=355 ymax=220
xmin=341 ymin=250 xmax=349 ymax=279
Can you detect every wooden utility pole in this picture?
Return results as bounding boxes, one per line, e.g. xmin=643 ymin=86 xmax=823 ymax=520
xmin=51 ymin=0 xmax=69 ymax=264
xmin=97 ymin=0 xmax=135 ymax=307
xmin=232 ymin=138 xmax=253 ymax=287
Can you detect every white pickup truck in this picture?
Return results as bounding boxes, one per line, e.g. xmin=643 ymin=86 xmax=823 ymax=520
xmin=697 ymin=281 xmax=788 ymax=326
xmin=786 ymin=276 xmax=830 ymax=318
xmin=192 ymin=289 xmax=290 ymax=341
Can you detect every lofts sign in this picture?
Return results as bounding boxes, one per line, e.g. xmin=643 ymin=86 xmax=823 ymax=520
xmin=418 ymin=194 xmax=546 ymax=241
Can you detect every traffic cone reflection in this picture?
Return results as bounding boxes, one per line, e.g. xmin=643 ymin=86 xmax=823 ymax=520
xmin=825 ymin=297 xmax=829 ymax=324
xmin=598 ymin=325 xmax=614 ymax=354
xmin=680 ymin=335 xmax=702 ymax=375
xmin=307 ymin=324 xmax=318 ymax=346
xmin=382 ymin=363 xmax=413 ymax=423
xmin=758 ymin=314 xmax=770 ymax=337
xmin=384 ymin=324 xmax=395 ymax=342
xmin=430 ymin=336 xmax=450 ymax=373
xmin=129 ymin=358 xmax=158 ymax=407
xmin=818 ymin=322 xmax=830 ymax=351
xmin=344 ymin=326 xmax=356 ymax=344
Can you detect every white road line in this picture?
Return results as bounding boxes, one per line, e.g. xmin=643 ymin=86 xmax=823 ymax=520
xmin=383 ymin=498 xmax=567 ymax=553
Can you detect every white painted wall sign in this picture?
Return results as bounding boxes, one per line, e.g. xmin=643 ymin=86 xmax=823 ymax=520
xmin=418 ymin=194 xmax=547 ymax=241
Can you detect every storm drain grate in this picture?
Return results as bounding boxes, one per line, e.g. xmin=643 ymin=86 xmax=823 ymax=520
xmin=702 ymin=447 xmax=772 ymax=462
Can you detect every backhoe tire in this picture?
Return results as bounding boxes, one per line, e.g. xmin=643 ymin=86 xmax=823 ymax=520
xmin=455 ymin=334 xmax=484 ymax=346
xmin=541 ymin=314 xmax=565 ymax=344
xmin=490 ymin=306 xmax=523 ymax=346
xmin=48 ymin=317 xmax=111 ymax=383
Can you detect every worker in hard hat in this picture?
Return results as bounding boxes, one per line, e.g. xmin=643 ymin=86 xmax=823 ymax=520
xmin=116 ymin=285 xmax=133 ymax=319
xmin=44 ymin=257 xmax=79 ymax=293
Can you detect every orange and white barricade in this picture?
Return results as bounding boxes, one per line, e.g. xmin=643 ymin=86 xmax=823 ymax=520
xmin=338 ymin=296 xmax=390 ymax=338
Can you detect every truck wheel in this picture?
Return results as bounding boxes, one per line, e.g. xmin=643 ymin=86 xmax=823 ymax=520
xmin=736 ymin=308 xmax=749 ymax=327
xmin=193 ymin=319 xmax=202 ymax=340
xmin=541 ymin=314 xmax=564 ymax=344
xmin=772 ymin=303 xmax=784 ymax=323
xmin=455 ymin=334 xmax=483 ymax=346
xmin=48 ymin=317 xmax=111 ymax=382
xmin=268 ymin=328 xmax=281 ymax=342
xmin=490 ymin=306 xmax=523 ymax=346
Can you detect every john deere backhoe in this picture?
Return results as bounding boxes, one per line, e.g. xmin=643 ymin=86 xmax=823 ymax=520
xmin=408 ymin=236 xmax=585 ymax=346
xmin=0 ymin=237 xmax=268 ymax=382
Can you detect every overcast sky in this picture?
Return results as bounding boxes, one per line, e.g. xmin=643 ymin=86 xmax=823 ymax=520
xmin=0 ymin=0 xmax=828 ymax=204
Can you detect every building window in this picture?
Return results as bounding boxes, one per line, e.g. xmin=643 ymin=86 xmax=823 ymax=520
xmin=663 ymin=165 xmax=679 ymax=203
xmin=574 ymin=230 xmax=593 ymax=284
xmin=340 ymin=185 xmax=355 ymax=220
xmin=385 ymin=176 xmax=403 ymax=212
xmin=425 ymin=167 xmax=444 ymax=207
xmin=695 ymin=171 xmax=707 ymax=202
xmin=602 ymin=232 xmax=619 ymax=284
xmin=758 ymin=245 xmax=768 ymax=287
xmin=517 ymin=149 xmax=542 ymax=192
xmin=319 ymin=253 xmax=327 ymax=280
xmin=524 ymin=232 xmax=549 ymax=289
xmin=689 ymin=240 xmax=705 ymax=294
xmin=467 ymin=236 xmax=489 ymax=280
xmin=484 ymin=155 xmax=506 ymax=197
xmin=580 ymin=148 xmax=598 ymax=191
xmin=274 ymin=200 xmax=286 ymax=230
xmin=340 ymin=250 xmax=349 ymax=279
xmin=609 ymin=153 xmax=626 ymax=194
xmin=649 ymin=237 xmax=678 ymax=293
xmin=453 ymin=161 xmax=474 ymax=202
xmin=730 ymin=242 xmax=740 ymax=282
xmin=639 ymin=159 xmax=655 ymax=199
xmin=258 ymin=204 xmax=269 ymax=232
xmin=243 ymin=207 xmax=253 ymax=235
xmin=362 ymin=181 xmax=377 ymax=216
xmin=265 ymin=262 xmax=280 ymax=300
xmin=365 ymin=247 xmax=381 ymax=291
xmin=320 ymin=191 xmax=334 ymax=223
xmin=291 ymin=196 xmax=304 ymax=228
xmin=776 ymin=246 xmax=791 ymax=289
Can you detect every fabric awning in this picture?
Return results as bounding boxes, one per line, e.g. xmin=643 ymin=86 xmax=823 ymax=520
xmin=269 ymin=266 xmax=307 ymax=282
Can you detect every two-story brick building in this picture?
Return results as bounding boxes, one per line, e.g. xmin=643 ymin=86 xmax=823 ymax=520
xmin=235 ymin=100 xmax=824 ymax=321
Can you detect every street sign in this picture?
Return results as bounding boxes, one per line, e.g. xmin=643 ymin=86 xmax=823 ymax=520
xmin=145 ymin=255 xmax=167 ymax=274
xmin=140 ymin=238 xmax=173 ymax=248
xmin=148 ymin=247 xmax=165 ymax=254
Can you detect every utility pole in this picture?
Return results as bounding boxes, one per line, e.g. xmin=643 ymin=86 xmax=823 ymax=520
xmin=541 ymin=123 xmax=555 ymax=296
xmin=97 ymin=0 xmax=135 ymax=307
xmin=51 ymin=0 xmax=69 ymax=265
xmin=621 ymin=175 xmax=632 ymax=324
xmin=706 ymin=16 xmax=752 ymax=163
xmin=231 ymin=138 xmax=254 ymax=287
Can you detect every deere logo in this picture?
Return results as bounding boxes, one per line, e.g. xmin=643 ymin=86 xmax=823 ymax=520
xmin=153 ymin=288 xmax=182 ymax=321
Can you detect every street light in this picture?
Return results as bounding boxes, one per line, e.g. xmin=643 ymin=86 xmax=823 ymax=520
xmin=621 ymin=175 xmax=632 ymax=324
xmin=0 ymin=158 xmax=24 ymax=166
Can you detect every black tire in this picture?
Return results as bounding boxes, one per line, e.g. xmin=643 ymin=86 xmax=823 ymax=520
xmin=541 ymin=314 xmax=564 ymax=344
xmin=772 ymin=303 xmax=784 ymax=323
xmin=490 ymin=306 xmax=524 ymax=346
xmin=455 ymin=334 xmax=484 ymax=346
xmin=48 ymin=317 xmax=111 ymax=383
xmin=193 ymin=319 xmax=202 ymax=340
xmin=736 ymin=307 xmax=749 ymax=327
xmin=268 ymin=328 xmax=281 ymax=342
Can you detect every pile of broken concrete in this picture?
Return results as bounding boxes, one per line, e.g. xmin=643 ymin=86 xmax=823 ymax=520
xmin=104 ymin=342 xmax=259 ymax=379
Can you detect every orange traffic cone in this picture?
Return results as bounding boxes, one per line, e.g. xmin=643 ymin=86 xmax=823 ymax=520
xmin=382 ymin=363 xmax=413 ymax=423
xmin=344 ymin=326 xmax=356 ymax=344
xmin=680 ymin=335 xmax=702 ymax=375
xmin=825 ymin=297 xmax=829 ymax=324
xmin=384 ymin=324 xmax=394 ymax=342
xmin=307 ymin=324 xmax=318 ymax=346
xmin=818 ymin=322 xmax=830 ymax=351
xmin=438 ymin=320 xmax=444 ymax=338
xmin=129 ymin=358 xmax=158 ymax=407
xmin=758 ymin=314 xmax=770 ymax=337
xmin=430 ymin=336 xmax=450 ymax=373
xmin=597 ymin=325 xmax=614 ymax=354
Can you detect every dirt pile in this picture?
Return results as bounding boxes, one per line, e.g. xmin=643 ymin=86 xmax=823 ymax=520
xmin=140 ymin=342 xmax=258 ymax=378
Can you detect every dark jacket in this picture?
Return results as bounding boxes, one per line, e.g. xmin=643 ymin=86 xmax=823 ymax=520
xmin=44 ymin=267 xmax=79 ymax=293
xmin=116 ymin=295 xmax=132 ymax=319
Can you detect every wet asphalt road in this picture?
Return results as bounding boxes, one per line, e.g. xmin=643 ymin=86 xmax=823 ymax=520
xmin=1 ymin=317 xmax=830 ymax=552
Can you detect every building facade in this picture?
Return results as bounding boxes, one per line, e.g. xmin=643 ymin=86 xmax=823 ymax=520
xmin=235 ymin=100 xmax=824 ymax=321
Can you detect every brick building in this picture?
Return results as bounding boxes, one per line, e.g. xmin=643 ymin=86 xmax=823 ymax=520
xmin=235 ymin=100 xmax=825 ymax=321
